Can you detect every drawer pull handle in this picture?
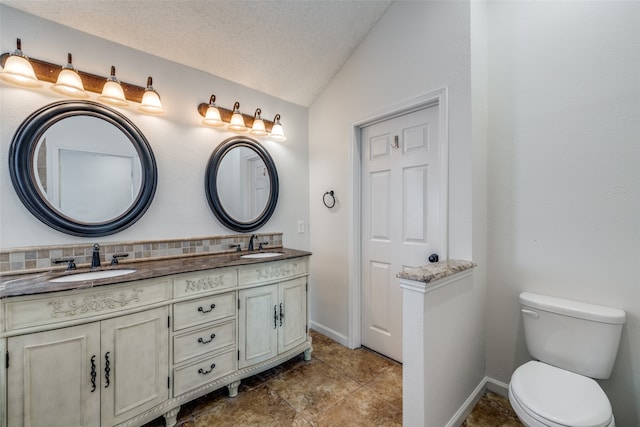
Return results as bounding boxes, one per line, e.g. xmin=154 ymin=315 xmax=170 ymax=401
xmin=197 ymin=333 xmax=216 ymax=344
xmin=90 ymin=355 xmax=97 ymax=392
xmin=197 ymin=303 xmax=216 ymax=314
xmin=104 ymin=351 xmax=111 ymax=388
xmin=198 ymin=363 xmax=216 ymax=375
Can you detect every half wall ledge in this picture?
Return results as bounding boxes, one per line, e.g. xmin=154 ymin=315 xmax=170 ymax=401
xmin=397 ymin=259 xmax=476 ymax=283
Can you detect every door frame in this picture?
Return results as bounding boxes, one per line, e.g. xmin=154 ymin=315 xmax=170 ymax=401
xmin=347 ymin=87 xmax=449 ymax=349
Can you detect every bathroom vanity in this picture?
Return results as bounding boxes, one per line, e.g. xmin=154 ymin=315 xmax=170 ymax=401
xmin=0 ymin=249 xmax=311 ymax=427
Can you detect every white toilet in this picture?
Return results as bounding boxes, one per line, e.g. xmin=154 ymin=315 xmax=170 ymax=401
xmin=509 ymin=292 xmax=626 ymax=427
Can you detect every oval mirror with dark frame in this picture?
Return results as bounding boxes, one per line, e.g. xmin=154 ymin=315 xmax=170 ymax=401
xmin=205 ymin=136 xmax=279 ymax=232
xmin=9 ymin=100 xmax=157 ymax=237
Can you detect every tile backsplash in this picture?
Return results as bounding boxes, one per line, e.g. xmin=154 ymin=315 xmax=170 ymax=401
xmin=0 ymin=233 xmax=283 ymax=274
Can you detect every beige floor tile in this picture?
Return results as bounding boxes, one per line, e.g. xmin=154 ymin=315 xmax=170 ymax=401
xmin=311 ymin=337 xmax=398 ymax=383
xmin=461 ymin=391 xmax=523 ymax=427
xmin=188 ymin=383 xmax=299 ymax=427
xmin=267 ymin=358 xmax=361 ymax=419
xmin=312 ymin=386 xmax=402 ymax=427
xmin=364 ymin=362 xmax=402 ymax=410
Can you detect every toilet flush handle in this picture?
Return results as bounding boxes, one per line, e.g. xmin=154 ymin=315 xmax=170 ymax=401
xmin=521 ymin=309 xmax=539 ymax=319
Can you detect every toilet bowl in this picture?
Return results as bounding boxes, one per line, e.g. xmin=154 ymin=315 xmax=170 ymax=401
xmin=509 ymin=361 xmax=614 ymax=427
xmin=509 ymin=292 xmax=625 ymax=427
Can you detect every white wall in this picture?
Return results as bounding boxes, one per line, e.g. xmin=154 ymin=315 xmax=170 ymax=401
xmin=309 ymin=0 xmax=478 ymax=349
xmin=0 ymin=6 xmax=310 ymax=251
xmin=486 ymin=2 xmax=640 ymax=424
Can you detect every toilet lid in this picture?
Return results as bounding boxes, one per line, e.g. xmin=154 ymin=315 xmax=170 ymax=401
xmin=511 ymin=361 xmax=612 ymax=427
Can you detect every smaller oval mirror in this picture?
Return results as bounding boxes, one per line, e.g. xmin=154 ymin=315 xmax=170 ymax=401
xmin=9 ymin=100 xmax=157 ymax=237
xmin=205 ymin=136 xmax=279 ymax=232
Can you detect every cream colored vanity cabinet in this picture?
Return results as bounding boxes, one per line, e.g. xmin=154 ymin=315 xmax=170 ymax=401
xmin=0 ymin=255 xmax=311 ymax=427
xmin=2 ymin=278 xmax=171 ymax=427
xmin=238 ymin=258 xmax=310 ymax=369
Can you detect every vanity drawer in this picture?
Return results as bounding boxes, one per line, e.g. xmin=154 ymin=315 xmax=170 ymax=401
xmin=173 ymin=348 xmax=236 ymax=397
xmin=238 ymin=257 xmax=309 ymax=287
xmin=4 ymin=278 xmax=171 ymax=332
xmin=173 ymin=320 xmax=235 ymax=364
xmin=173 ymin=292 xmax=235 ymax=331
xmin=173 ymin=267 xmax=237 ymax=298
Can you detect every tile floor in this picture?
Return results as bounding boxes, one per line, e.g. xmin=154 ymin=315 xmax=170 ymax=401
xmin=143 ymin=330 xmax=521 ymax=426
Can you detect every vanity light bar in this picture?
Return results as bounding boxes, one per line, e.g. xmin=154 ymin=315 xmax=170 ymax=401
xmin=1 ymin=50 xmax=148 ymax=103
xmin=197 ymin=102 xmax=276 ymax=132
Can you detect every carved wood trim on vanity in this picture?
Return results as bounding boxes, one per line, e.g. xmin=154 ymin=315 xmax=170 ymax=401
xmin=0 ymin=252 xmax=311 ymax=427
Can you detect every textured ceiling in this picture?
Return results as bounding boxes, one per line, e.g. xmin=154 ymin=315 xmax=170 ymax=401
xmin=1 ymin=0 xmax=393 ymax=106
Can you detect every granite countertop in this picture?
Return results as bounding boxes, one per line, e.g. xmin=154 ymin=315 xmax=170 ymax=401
xmin=396 ymin=259 xmax=476 ymax=283
xmin=0 ymin=248 xmax=311 ymax=298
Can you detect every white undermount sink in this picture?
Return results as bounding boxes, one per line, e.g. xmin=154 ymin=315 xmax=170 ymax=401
xmin=240 ymin=252 xmax=284 ymax=259
xmin=49 ymin=269 xmax=137 ymax=283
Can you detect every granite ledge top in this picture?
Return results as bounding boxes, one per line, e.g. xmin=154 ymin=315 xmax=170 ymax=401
xmin=0 ymin=248 xmax=311 ymax=298
xmin=396 ymin=259 xmax=476 ymax=283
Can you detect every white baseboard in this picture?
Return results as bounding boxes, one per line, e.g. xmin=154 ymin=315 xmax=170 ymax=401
xmin=445 ymin=376 xmax=509 ymax=427
xmin=308 ymin=321 xmax=350 ymax=347
xmin=485 ymin=377 xmax=509 ymax=397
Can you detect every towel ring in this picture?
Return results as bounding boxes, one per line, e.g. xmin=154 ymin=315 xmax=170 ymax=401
xmin=323 ymin=191 xmax=336 ymax=209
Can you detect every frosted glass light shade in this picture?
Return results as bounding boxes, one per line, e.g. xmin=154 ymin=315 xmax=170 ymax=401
xmin=0 ymin=38 xmax=41 ymax=88
xmin=98 ymin=80 xmax=128 ymax=106
xmin=202 ymin=95 xmax=224 ymax=127
xmin=250 ymin=108 xmax=268 ymax=136
xmin=0 ymin=55 xmax=41 ymax=87
xmin=138 ymin=76 xmax=165 ymax=114
xmin=203 ymin=106 xmax=223 ymax=127
xmin=250 ymin=118 xmax=267 ymax=136
xmin=51 ymin=54 xmax=88 ymax=98
xmin=98 ymin=66 xmax=128 ymax=106
xmin=51 ymin=68 xmax=89 ymax=98
xmin=227 ymin=102 xmax=247 ymax=132
xmin=269 ymin=114 xmax=287 ymax=141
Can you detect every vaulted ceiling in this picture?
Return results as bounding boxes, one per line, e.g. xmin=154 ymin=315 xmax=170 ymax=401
xmin=1 ymin=0 xmax=394 ymax=106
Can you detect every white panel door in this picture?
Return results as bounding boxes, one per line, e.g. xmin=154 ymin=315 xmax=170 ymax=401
xmin=361 ymin=105 xmax=441 ymax=362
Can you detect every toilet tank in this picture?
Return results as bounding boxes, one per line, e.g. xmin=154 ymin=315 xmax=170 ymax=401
xmin=520 ymin=292 xmax=625 ymax=379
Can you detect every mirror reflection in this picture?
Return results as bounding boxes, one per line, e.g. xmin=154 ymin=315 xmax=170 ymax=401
xmin=33 ymin=116 xmax=142 ymax=223
xmin=205 ymin=136 xmax=278 ymax=232
xmin=9 ymin=100 xmax=157 ymax=237
xmin=216 ymin=146 xmax=270 ymax=222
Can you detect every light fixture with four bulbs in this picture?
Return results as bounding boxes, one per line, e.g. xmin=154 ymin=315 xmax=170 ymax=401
xmin=198 ymin=96 xmax=287 ymax=141
xmin=0 ymin=38 xmax=165 ymax=114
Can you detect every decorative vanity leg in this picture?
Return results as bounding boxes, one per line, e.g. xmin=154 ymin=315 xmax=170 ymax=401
xmin=163 ymin=407 xmax=180 ymax=427
xmin=304 ymin=347 xmax=312 ymax=361
xmin=227 ymin=380 xmax=241 ymax=397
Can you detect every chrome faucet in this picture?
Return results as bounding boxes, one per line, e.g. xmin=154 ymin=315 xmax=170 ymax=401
xmin=248 ymin=235 xmax=257 ymax=252
xmin=91 ymin=243 xmax=101 ymax=269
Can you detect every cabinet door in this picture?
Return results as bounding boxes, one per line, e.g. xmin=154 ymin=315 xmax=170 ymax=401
xmin=278 ymin=277 xmax=308 ymax=353
xmin=7 ymin=323 xmax=101 ymax=427
xmin=238 ymin=284 xmax=278 ymax=368
xmin=100 ymin=306 xmax=169 ymax=426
